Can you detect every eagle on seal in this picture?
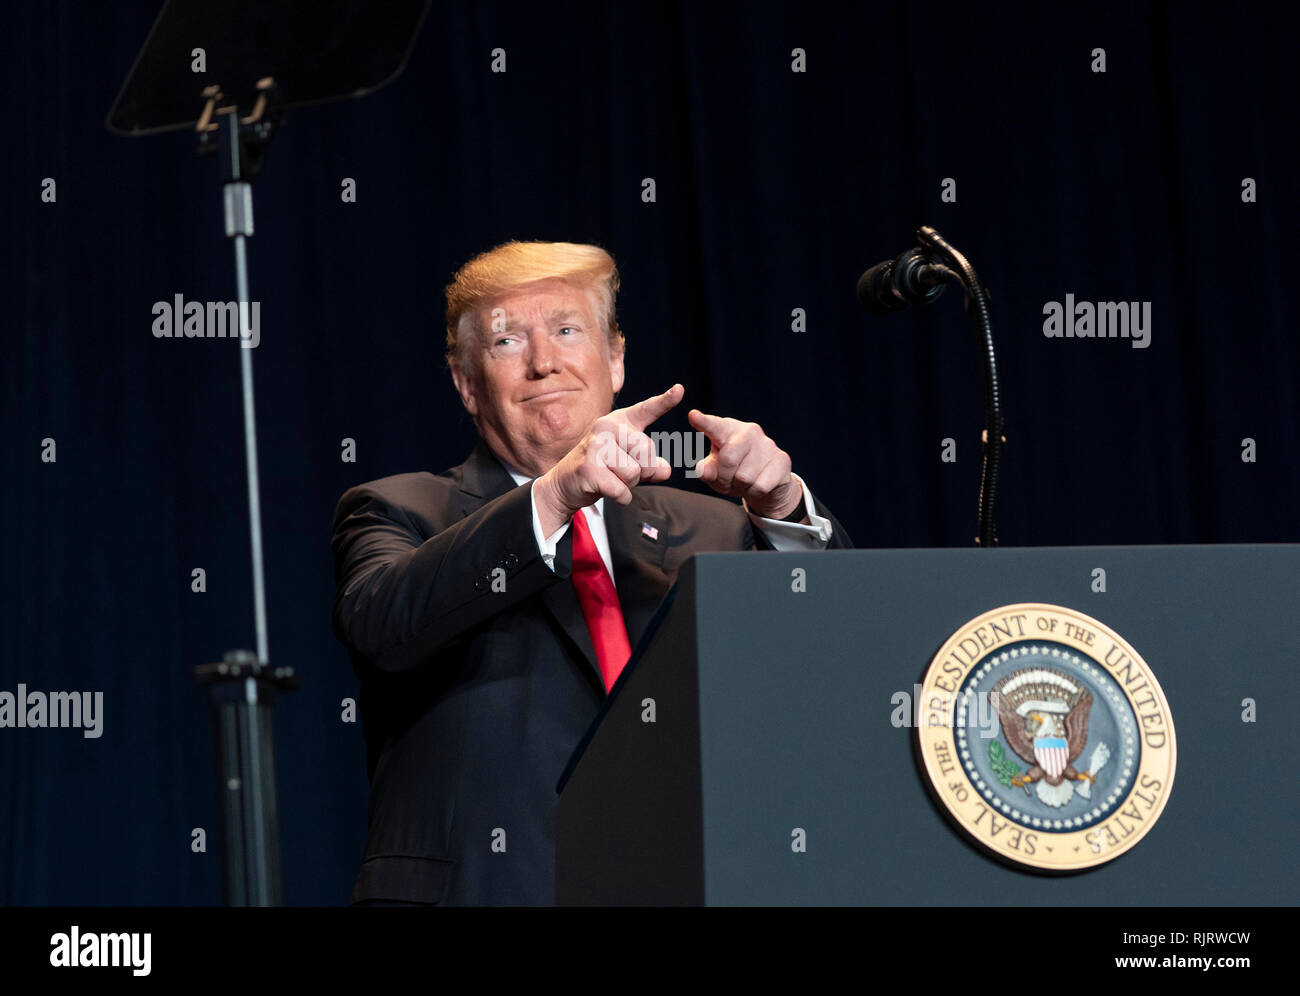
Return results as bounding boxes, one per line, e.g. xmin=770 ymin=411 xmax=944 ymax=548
xmin=988 ymin=668 xmax=1107 ymax=808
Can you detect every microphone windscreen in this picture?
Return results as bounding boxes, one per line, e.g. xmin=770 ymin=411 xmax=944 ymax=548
xmin=857 ymin=260 xmax=906 ymax=313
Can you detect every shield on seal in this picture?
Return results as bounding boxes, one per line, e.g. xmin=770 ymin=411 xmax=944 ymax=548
xmin=1034 ymin=736 xmax=1069 ymax=778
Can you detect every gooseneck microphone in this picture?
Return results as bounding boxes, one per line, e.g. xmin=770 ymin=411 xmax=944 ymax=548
xmin=857 ymin=226 xmax=1005 ymax=548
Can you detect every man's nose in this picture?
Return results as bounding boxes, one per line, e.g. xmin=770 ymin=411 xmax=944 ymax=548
xmin=527 ymin=334 xmax=559 ymax=376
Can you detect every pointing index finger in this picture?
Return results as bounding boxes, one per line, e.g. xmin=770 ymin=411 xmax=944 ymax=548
xmin=687 ymin=408 xmax=728 ymax=441
xmin=622 ymin=383 xmax=684 ymax=431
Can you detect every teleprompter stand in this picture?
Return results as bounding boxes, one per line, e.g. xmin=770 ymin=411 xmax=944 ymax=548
xmin=108 ymin=0 xmax=430 ymax=905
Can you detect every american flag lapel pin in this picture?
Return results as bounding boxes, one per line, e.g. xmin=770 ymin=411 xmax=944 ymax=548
xmin=640 ymin=522 xmax=659 ymax=542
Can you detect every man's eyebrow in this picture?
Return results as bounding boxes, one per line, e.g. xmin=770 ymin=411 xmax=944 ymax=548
xmin=543 ymin=308 xmax=586 ymax=323
xmin=499 ymin=309 xmax=586 ymax=331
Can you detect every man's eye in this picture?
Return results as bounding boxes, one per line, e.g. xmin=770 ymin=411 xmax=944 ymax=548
xmin=558 ymin=326 xmax=577 ymax=336
xmin=494 ymin=337 xmax=514 ymax=346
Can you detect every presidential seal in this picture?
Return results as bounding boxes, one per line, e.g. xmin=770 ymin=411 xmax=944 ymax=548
xmin=916 ymin=603 xmax=1176 ymax=871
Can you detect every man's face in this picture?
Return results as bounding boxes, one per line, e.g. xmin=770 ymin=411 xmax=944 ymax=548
xmin=452 ymin=278 xmax=625 ymax=477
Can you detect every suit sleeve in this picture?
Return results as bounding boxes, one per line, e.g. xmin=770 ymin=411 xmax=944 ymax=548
xmin=822 ymin=510 xmax=853 ymax=549
xmin=331 ymin=481 xmax=572 ymax=674
xmin=812 ymin=484 xmax=854 ymax=550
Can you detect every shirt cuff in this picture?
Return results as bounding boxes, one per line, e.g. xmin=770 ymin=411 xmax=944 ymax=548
xmin=530 ymin=479 xmax=572 ymax=572
xmin=744 ymin=473 xmax=833 ymax=550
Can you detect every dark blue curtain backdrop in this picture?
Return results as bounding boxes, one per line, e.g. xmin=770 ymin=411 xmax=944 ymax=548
xmin=3 ymin=0 xmax=1295 ymax=904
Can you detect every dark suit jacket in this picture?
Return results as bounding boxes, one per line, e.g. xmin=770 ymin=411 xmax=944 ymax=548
xmin=331 ymin=438 xmax=853 ymax=905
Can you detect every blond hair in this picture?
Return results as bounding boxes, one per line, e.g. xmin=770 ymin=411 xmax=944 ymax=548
xmin=444 ymin=241 xmax=623 ymax=374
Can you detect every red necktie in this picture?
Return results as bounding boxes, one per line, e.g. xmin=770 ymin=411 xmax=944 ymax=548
xmin=569 ymin=509 xmax=631 ymax=692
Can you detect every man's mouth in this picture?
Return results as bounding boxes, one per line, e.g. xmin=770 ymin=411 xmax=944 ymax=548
xmin=521 ymin=388 xmax=578 ymax=402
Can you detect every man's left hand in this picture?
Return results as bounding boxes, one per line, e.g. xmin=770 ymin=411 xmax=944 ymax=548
xmin=687 ymin=409 xmax=804 ymax=520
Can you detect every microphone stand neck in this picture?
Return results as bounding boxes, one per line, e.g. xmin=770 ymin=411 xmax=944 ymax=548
xmin=917 ymin=226 xmax=1004 ymax=548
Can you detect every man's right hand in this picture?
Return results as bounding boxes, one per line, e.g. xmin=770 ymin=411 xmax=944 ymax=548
xmin=533 ymin=383 xmax=684 ymax=536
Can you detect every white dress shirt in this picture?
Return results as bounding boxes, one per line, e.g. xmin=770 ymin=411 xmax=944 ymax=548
xmin=497 ymin=459 xmax=833 ymax=580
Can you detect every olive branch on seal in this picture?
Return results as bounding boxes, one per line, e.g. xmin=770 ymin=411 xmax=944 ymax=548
xmin=989 ymin=739 xmax=1021 ymax=787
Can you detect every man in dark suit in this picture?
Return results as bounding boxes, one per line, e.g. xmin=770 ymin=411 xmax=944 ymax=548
xmin=332 ymin=241 xmax=852 ymax=905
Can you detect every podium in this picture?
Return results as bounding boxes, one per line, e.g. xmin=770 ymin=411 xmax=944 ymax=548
xmin=555 ymin=546 xmax=1300 ymax=905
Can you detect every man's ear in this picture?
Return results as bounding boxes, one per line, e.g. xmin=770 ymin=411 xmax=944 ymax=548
xmin=450 ymin=360 xmax=479 ymax=416
xmin=608 ymin=336 xmax=625 ymax=396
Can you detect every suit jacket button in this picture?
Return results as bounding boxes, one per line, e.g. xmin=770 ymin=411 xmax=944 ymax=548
xmin=474 ymin=575 xmax=489 ymax=591
xmin=503 ymin=552 xmax=519 ymax=569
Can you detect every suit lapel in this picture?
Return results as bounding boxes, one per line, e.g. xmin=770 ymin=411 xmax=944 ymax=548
xmin=537 ymin=582 xmax=601 ymax=688
xmin=603 ymin=492 xmax=673 ymax=652
xmin=454 ymin=438 xmax=516 ymax=516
